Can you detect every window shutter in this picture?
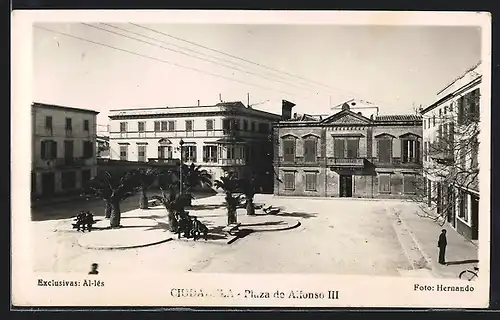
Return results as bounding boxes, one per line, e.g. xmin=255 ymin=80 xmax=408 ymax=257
xmin=415 ymin=140 xmax=421 ymax=163
xmin=41 ymin=141 xmax=46 ymax=159
xmin=52 ymin=141 xmax=57 ymax=159
xmin=377 ymin=140 xmax=381 ymax=160
xmin=400 ymin=139 xmax=404 ymax=162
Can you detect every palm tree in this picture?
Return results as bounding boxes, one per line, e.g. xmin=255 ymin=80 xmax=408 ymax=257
xmin=239 ymin=175 xmax=259 ymax=216
xmin=154 ymin=169 xmax=184 ymax=232
xmin=214 ymin=173 xmax=242 ymax=225
xmin=85 ymin=170 xmax=140 ymax=228
xmin=180 ymin=163 xmax=213 ymax=207
xmin=135 ymin=167 xmax=159 ymax=209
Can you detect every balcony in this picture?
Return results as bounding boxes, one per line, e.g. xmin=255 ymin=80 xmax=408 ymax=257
xmin=327 ymin=157 xmax=365 ymax=167
xmin=220 ymin=158 xmax=246 ymax=166
xmin=34 ymin=157 xmax=91 ymax=170
xmin=147 ymin=158 xmax=181 ymax=165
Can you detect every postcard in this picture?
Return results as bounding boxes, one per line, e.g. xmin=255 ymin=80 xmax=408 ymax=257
xmin=11 ymin=10 xmax=491 ymax=308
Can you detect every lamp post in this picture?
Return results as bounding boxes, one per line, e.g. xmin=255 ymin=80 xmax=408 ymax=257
xmin=179 ymin=139 xmax=185 ymax=196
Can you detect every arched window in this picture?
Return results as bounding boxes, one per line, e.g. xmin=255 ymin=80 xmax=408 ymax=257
xmin=281 ymin=135 xmax=297 ymax=162
xmin=375 ymin=133 xmax=395 ymax=163
xmin=399 ymin=133 xmax=421 ymax=164
xmin=302 ymin=134 xmax=319 ymax=163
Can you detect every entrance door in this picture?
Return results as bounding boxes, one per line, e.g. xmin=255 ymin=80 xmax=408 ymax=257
xmin=471 ymin=195 xmax=479 ymax=240
xmin=41 ymin=172 xmax=55 ymax=196
xmin=339 ymin=175 xmax=353 ymax=197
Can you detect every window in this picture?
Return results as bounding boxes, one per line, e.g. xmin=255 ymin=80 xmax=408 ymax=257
xmin=206 ymin=119 xmax=214 ymax=131
xmin=83 ymin=120 xmax=89 ymax=131
xmin=282 ymin=138 xmax=296 ymax=162
xmin=458 ymin=89 xmax=480 ymax=124
xmin=64 ymin=140 xmax=74 ymax=159
xmin=65 ymin=118 xmax=72 ymax=131
xmin=31 ymin=172 xmax=36 ymax=194
xmin=226 ymin=146 xmax=235 ymax=159
xmin=45 ymin=116 xmax=53 ymax=130
xmin=284 ymin=172 xmax=295 ymax=190
xmin=471 ymin=137 xmax=479 ymax=168
xmin=83 ymin=141 xmax=93 ymax=158
xmin=182 ymin=145 xmax=197 ymax=163
xmin=424 ymin=141 xmax=428 ymax=161
xmin=401 ymin=139 xmax=420 ymax=163
xmin=120 ymin=122 xmax=127 ymax=132
xmin=168 ymin=121 xmax=175 ymax=132
xmin=158 ymin=146 xmax=172 ymax=159
xmin=251 ymin=122 xmax=256 ymax=132
xmin=379 ymin=174 xmax=391 ymax=193
xmin=438 ymin=124 xmax=443 ymax=142
xmin=432 ymin=115 xmax=436 ymax=127
xmin=138 ymin=145 xmax=147 ymax=162
xmin=403 ymin=174 xmax=417 ymax=194
xmin=233 ymin=120 xmax=240 ymax=131
xmin=243 ymin=120 xmax=248 ymax=131
xmin=423 ymin=118 xmax=426 ymax=130
xmin=185 ymin=120 xmax=193 ymax=132
xmin=334 ymin=138 xmax=359 ymax=158
xmin=160 ymin=121 xmax=168 ymax=131
xmin=444 ymin=106 xmax=448 ymax=115
xmin=305 ymin=172 xmax=317 ymax=191
xmin=377 ymin=139 xmax=392 ymax=163
xmin=81 ymin=169 xmax=91 ymax=187
xmin=154 ymin=121 xmax=161 ymax=132
xmin=41 ymin=140 xmax=57 ymax=159
xmin=334 ymin=139 xmax=345 ymax=158
xmin=138 ymin=121 xmax=145 ymax=132
xmin=303 ymin=138 xmax=317 ymax=162
xmin=458 ymin=190 xmax=469 ymax=222
xmin=203 ymin=146 xmax=218 ymax=162
xmin=119 ymin=145 xmax=128 ymax=161
xmin=459 ymin=141 xmax=467 ymax=169
xmin=61 ymin=171 xmax=76 ymax=190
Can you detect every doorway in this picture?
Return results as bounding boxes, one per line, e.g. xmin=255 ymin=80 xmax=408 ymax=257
xmin=339 ymin=175 xmax=353 ymax=197
xmin=471 ymin=195 xmax=479 ymax=240
xmin=41 ymin=172 xmax=55 ymax=197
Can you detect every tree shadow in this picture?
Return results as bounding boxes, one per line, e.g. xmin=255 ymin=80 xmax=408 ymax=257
xmin=188 ymin=204 xmax=226 ymax=211
xmin=240 ymin=221 xmax=286 ymax=227
xmin=274 ymin=211 xmax=317 ymax=219
xmin=446 ymin=259 xmax=479 ymax=266
xmin=121 ymin=215 xmax=166 ymax=220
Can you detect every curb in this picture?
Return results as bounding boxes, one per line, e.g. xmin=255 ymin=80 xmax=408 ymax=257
xmin=79 ymin=237 xmax=174 ymax=250
xmin=250 ymin=220 xmax=302 ymax=233
xmin=271 ymin=195 xmax=413 ymax=202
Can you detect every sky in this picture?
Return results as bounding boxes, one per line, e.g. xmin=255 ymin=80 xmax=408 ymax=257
xmin=32 ymin=23 xmax=481 ymax=128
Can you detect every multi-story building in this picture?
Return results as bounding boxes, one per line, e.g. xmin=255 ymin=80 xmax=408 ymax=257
xmin=273 ymin=99 xmax=423 ymax=198
xmin=421 ymin=62 xmax=481 ymax=241
xmin=108 ymin=101 xmax=283 ymax=191
xmin=31 ymin=102 xmax=99 ymax=198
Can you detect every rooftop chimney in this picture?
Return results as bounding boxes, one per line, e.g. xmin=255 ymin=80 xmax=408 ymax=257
xmin=197 ymin=100 xmax=200 ymax=106
xmin=282 ymin=100 xmax=295 ymax=121
xmin=341 ymin=103 xmax=350 ymax=111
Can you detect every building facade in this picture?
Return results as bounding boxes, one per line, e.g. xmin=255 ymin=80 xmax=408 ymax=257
xmin=31 ymin=103 xmax=99 ymax=198
xmin=108 ymin=101 xmax=282 ymax=190
xmin=421 ymin=62 xmax=481 ymax=241
xmin=273 ymin=99 xmax=423 ymax=198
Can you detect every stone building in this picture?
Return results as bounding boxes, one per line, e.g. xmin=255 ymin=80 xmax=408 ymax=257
xmin=273 ymin=99 xmax=423 ymax=198
xmin=31 ymin=102 xmax=99 ymax=199
xmin=108 ymin=101 xmax=282 ymax=191
xmin=421 ymin=62 xmax=481 ymax=241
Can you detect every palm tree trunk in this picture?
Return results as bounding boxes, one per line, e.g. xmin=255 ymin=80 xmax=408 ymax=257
xmin=139 ymin=187 xmax=148 ymax=209
xmin=167 ymin=209 xmax=178 ymax=232
xmin=110 ymin=199 xmax=122 ymax=228
xmin=246 ymin=198 xmax=255 ymax=215
xmin=228 ymin=205 xmax=237 ymax=224
xmin=104 ymin=201 xmax=112 ymax=218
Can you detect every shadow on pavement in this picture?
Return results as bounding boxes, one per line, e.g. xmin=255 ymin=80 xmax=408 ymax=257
xmin=276 ymin=211 xmax=318 ymax=219
xmin=446 ymin=259 xmax=479 ymax=266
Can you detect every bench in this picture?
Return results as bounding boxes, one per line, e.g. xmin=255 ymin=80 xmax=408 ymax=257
xmin=222 ymin=223 xmax=241 ymax=236
xmin=148 ymin=199 xmax=161 ymax=206
xmin=263 ymin=205 xmax=281 ymax=215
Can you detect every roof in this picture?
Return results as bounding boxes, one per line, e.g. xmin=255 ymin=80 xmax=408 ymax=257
xmin=32 ymin=102 xmax=100 ymax=115
xmin=375 ymin=115 xmax=422 ymax=122
xmin=437 ymin=61 xmax=482 ymax=96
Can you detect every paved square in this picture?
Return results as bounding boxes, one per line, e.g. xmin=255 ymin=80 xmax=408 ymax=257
xmin=30 ymin=194 xmax=476 ymax=278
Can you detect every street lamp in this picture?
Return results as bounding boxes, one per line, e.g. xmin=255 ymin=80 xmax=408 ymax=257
xmin=179 ymin=139 xmax=185 ymax=195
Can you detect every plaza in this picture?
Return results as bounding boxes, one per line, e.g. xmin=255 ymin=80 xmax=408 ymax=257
xmin=31 ymin=194 xmax=478 ymax=279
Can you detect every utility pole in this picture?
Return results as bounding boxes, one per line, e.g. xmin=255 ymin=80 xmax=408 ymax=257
xmin=219 ymin=93 xmax=222 ymax=102
xmin=247 ymin=93 xmax=250 ymax=106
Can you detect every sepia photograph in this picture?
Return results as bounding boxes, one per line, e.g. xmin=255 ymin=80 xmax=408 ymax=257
xmin=11 ymin=10 xmax=491 ymax=308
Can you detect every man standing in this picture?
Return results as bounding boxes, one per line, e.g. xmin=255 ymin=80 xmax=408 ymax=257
xmin=438 ymin=229 xmax=448 ymax=265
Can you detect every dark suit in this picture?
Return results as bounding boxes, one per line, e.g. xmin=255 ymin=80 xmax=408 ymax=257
xmin=438 ymin=233 xmax=447 ymax=264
